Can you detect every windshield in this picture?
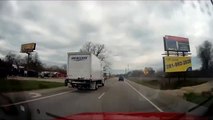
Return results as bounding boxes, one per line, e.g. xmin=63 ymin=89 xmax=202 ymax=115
xmin=0 ymin=1 xmax=213 ymax=120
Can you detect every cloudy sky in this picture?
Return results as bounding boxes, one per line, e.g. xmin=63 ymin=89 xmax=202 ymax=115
xmin=0 ymin=1 xmax=212 ymax=73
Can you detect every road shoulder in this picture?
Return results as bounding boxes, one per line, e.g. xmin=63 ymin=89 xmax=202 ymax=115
xmin=125 ymin=79 xmax=207 ymax=115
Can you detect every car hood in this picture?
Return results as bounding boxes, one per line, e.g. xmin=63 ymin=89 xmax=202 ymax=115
xmin=52 ymin=112 xmax=207 ymax=120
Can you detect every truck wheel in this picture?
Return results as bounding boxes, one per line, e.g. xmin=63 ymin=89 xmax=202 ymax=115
xmin=101 ymin=80 xmax=105 ymax=87
xmin=95 ymin=82 xmax=98 ymax=90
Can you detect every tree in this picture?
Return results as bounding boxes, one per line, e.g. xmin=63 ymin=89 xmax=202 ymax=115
xmin=0 ymin=59 xmax=12 ymax=80
xmin=16 ymin=55 xmax=26 ymax=66
xmin=155 ymin=69 xmax=164 ymax=77
xmin=197 ymin=40 xmax=213 ymax=71
xmin=128 ymin=70 xmax=144 ymax=77
xmin=4 ymin=52 xmax=25 ymax=69
xmin=27 ymin=52 xmax=43 ymax=71
xmin=144 ymin=67 xmax=155 ymax=76
xmin=5 ymin=52 xmax=16 ymax=64
xmin=80 ymin=42 xmax=111 ymax=70
xmin=80 ymin=42 xmax=106 ymax=61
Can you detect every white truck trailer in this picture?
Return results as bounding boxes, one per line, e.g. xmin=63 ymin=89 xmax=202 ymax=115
xmin=65 ymin=52 xmax=105 ymax=90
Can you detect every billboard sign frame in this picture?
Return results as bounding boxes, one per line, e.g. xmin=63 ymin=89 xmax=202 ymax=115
xmin=164 ymin=35 xmax=190 ymax=52
xmin=21 ymin=43 xmax=36 ymax=53
xmin=163 ymin=56 xmax=192 ymax=73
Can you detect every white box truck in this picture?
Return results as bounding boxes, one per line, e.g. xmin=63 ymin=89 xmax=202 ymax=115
xmin=65 ymin=52 xmax=105 ymax=90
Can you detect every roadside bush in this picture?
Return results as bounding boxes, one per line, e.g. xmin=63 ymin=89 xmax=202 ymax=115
xmin=183 ymin=92 xmax=210 ymax=104
xmin=38 ymin=84 xmax=48 ymax=89
xmin=0 ymin=59 xmax=12 ymax=80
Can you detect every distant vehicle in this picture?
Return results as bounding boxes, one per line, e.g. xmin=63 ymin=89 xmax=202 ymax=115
xmin=118 ymin=76 xmax=124 ymax=81
xmin=65 ymin=52 xmax=105 ymax=90
xmin=39 ymin=71 xmax=50 ymax=78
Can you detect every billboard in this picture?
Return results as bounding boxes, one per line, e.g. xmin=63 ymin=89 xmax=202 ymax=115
xmin=21 ymin=43 xmax=36 ymax=53
xmin=163 ymin=56 xmax=192 ymax=72
xmin=164 ymin=35 xmax=190 ymax=52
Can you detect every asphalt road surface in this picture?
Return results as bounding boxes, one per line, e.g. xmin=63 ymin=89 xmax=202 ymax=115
xmin=0 ymin=78 xmax=207 ymax=120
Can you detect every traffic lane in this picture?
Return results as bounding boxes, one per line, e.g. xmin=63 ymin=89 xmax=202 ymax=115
xmin=125 ymin=79 xmax=207 ymax=115
xmin=100 ymin=79 xmax=160 ymax=112
xmin=27 ymin=78 xmax=118 ymax=120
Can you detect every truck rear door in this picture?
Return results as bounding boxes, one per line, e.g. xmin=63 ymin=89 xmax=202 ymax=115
xmin=68 ymin=54 xmax=91 ymax=80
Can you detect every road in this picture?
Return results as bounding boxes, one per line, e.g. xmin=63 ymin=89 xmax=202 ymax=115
xmin=0 ymin=78 xmax=207 ymax=120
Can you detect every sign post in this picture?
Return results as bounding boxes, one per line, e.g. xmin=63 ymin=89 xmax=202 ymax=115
xmin=20 ymin=43 xmax=36 ymax=70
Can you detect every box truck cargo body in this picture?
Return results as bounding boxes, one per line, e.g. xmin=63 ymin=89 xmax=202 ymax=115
xmin=65 ymin=52 xmax=104 ymax=90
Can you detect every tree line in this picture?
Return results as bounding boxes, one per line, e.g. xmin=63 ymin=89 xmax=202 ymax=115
xmin=0 ymin=51 xmax=66 ymax=79
xmin=0 ymin=41 xmax=109 ymax=80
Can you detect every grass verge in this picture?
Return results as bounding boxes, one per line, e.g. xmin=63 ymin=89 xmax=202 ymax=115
xmin=129 ymin=77 xmax=207 ymax=90
xmin=0 ymin=79 xmax=64 ymax=92
xmin=132 ymin=80 xmax=160 ymax=89
xmin=183 ymin=93 xmax=212 ymax=106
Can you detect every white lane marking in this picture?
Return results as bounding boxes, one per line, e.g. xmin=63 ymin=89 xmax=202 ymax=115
xmin=125 ymin=81 xmax=163 ymax=112
xmin=98 ymin=92 xmax=105 ymax=99
xmin=29 ymin=92 xmax=42 ymax=98
xmin=1 ymin=91 xmax=73 ymax=107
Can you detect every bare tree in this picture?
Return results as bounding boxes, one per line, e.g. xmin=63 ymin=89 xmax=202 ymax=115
xmin=80 ymin=42 xmax=106 ymax=61
xmin=4 ymin=52 xmax=24 ymax=69
xmin=80 ymin=42 xmax=111 ymax=70
xmin=5 ymin=52 xmax=16 ymax=64
xmin=27 ymin=52 xmax=43 ymax=71
xmin=144 ymin=67 xmax=155 ymax=76
xmin=80 ymin=42 xmax=94 ymax=54
xmin=197 ymin=40 xmax=213 ymax=71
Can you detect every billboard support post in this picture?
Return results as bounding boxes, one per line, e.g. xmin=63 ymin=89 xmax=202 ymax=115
xmin=27 ymin=52 xmax=30 ymax=70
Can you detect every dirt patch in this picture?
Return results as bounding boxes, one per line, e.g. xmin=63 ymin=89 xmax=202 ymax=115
xmin=164 ymin=81 xmax=213 ymax=97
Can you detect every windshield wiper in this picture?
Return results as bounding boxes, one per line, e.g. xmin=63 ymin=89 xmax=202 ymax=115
xmin=46 ymin=112 xmax=74 ymax=120
xmin=188 ymin=96 xmax=213 ymax=112
xmin=169 ymin=96 xmax=213 ymax=120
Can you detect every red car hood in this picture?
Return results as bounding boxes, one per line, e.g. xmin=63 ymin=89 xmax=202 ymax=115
xmin=52 ymin=112 xmax=207 ymax=120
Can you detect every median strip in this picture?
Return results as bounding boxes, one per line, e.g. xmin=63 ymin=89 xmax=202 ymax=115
xmin=125 ymin=81 xmax=163 ymax=112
